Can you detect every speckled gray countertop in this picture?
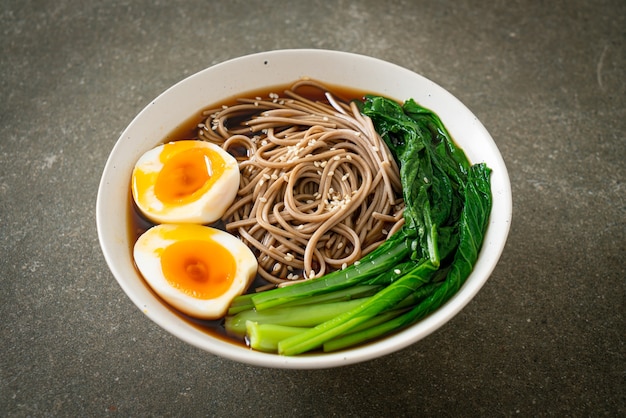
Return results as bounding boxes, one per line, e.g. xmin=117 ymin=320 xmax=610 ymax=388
xmin=1 ymin=0 xmax=624 ymax=416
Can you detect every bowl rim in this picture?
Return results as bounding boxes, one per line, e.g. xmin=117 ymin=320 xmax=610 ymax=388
xmin=96 ymin=48 xmax=512 ymax=369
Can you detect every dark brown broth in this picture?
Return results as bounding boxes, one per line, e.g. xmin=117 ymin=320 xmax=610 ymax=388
xmin=128 ymin=81 xmax=377 ymax=348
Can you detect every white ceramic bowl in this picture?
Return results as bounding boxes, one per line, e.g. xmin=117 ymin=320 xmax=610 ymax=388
xmin=96 ymin=49 xmax=512 ymax=369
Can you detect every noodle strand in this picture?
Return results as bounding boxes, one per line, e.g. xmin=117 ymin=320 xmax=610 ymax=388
xmin=198 ymin=81 xmax=405 ymax=283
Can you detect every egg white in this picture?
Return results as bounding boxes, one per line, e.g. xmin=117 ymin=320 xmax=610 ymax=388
xmin=131 ymin=140 xmax=240 ymax=224
xmin=133 ymin=223 xmax=258 ymax=319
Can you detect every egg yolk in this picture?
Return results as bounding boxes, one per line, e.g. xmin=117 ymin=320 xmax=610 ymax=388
xmin=160 ymin=239 xmax=236 ymax=299
xmin=153 ymin=143 xmax=226 ymax=204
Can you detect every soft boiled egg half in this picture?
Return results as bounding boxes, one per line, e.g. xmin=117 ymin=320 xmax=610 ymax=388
xmin=131 ymin=140 xmax=240 ymax=224
xmin=134 ymin=223 xmax=258 ymax=319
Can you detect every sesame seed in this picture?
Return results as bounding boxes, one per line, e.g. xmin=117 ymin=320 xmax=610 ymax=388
xmin=259 ymin=197 xmax=267 ymax=203
xmin=341 ymin=263 xmax=347 ymax=270
xmin=394 ymin=269 xmax=401 ymax=274
xmin=333 ymin=155 xmax=341 ymax=161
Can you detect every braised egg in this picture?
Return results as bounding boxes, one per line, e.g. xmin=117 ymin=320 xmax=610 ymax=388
xmin=134 ymin=223 xmax=258 ymax=319
xmin=131 ymin=140 xmax=239 ymax=224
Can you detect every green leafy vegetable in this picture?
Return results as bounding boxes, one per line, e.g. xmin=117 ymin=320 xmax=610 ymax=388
xmin=224 ymin=95 xmax=492 ymax=355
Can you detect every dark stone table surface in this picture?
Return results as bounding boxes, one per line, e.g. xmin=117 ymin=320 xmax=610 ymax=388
xmin=1 ymin=1 xmax=623 ymax=416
